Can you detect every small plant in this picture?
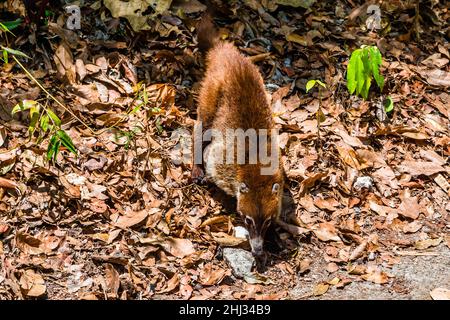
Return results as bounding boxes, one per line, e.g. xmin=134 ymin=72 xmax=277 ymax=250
xmin=384 ymin=96 xmax=394 ymax=113
xmin=0 ymin=19 xmax=27 ymax=64
xmin=346 ymin=45 xmax=384 ymax=100
xmin=12 ymin=100 xmax=77 ymax=162
xmin=306 ymin=79 xmax=327 ymax=145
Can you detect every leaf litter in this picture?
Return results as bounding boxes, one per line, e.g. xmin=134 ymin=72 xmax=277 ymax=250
xmin=0 ymin=0 xmax=449 ymax=300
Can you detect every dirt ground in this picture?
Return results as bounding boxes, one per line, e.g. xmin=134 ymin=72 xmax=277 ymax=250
xmin=290 ymin=244 xmax=450 ymax=300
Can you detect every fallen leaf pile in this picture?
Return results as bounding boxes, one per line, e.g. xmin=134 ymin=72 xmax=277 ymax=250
xmin=0 ymin=0 xmax=448 ymax=299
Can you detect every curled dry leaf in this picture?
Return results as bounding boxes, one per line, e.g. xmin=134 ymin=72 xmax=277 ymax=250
xmin=140 ymin=237 xmax=195 ymax=258
xmin=20 ymin=269 xmax=46 ymax=297
xmin=312 ymin=222 xmax=341 ymax=242
xmin=299 ymin=171 xmax=328 ymax=195
xmin=199 ymin=264 xmax=229 ymax=286
xmin=159 ymin=274 xmax=179 ymax=294
xmin=0 ymin=177 xmax=19 ymax=190
xmin=336 ymin=143 xmax=369 ymax=170
xmin=105 ymin=263 xmax=120 ymax=298
xmin=15 ymin=232 xmax=43 ymax=255
xmin=433 ymin=174 xmax=450 ymax=193
xmin=211 ymin=232 xmax=248 ymax=247
xmin=349 ymin=240 xmax=368 ymax=261
xmin=361 ymin=270 xmax=389 ymax=284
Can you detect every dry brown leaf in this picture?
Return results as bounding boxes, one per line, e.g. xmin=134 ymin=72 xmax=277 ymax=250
xmin=336 ymin=144 xmax=368 ymax=170
xmin=105 ymin=264 xmax=120 ymax=298
xmin=403 ymin=221 xmax=422 ymax=233
xmin=113 ymin=210 xmax=149 ymax=229
xmin=349 ymin=240 xmax=368 ymax=261
xmin=312 ymin=222 xmax=341 ymax=242
xmin=430 ymin=288 xmax=450 ymax=300
xmin=299 ymin=171 xmax=328 ymax=195
xmin=348 ymin=264 xmax=366 ymax=275
xmin=0 ymin=177 xmax=19 ymax=190
xmin=369 ymin=201 xmax=397 ymax=217
xmin=326 ymin=262 xmax=339 ymax=273
xmin=434 ymin=174 xmax=450 ymax=193
xmin=397 ymin=161 xmax=446 ymax=177
xmin=211 ymin=232 xmax=248 ymax=247
xmin=314 ymin=197 xmax=340 ymax=211
xmin=361 ymin=270 xmax=389 ymax=284
xmin=159 ymin=274 xmax=179 ymax=294
xmin=415 ymin=238 xmax=442 ymax=250
xmin=313 ymin=283 xmax=329 ymax=296
xmin=19 ymin=269 xmax=46 ymax=297
xmin=199 ymin=264 xmax=228 ymax=286
xmin=327 ymin=277 xmax=340 ymax=285
xmin=15 ymin=232 xmax=43 ymax=255
xmin=54 ymin=42 xmax=76 ymax=84
xmin=299 ymin=259 xmax=311 ymax=274
xmin=334 ymin=125 xmax=364 ymax=148
xmin=398 ymin=196 xmax=422 ymax=220
xmin=158 ymin=237 xmax=195 ymax=258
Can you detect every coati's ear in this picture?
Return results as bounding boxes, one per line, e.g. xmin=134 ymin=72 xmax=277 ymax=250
xmin=239 ymin=183 xmax=249 ymax=193
xmin=272 ymin=183 xmax=280 ymax=193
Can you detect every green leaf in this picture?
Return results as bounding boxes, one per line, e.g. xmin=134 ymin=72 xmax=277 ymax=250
xmin=384 ymin=96 xmax=394 ymax=113
xmin=346 ymin=49 xmax=361 ymax=94
xmin=361 ymin=77 xmax=371 ymax=100
xmin=40 ymin=115 xmax=49 ymax=132
xmin=0 ymin=19 xmax=22 ymax=31
xmin=3 ymin=49 xmax=7 ymax=64
xmin=46 ymin=109 xmax=61 ymax=126
xmin=47 ymin=135 xmax=58 ymax=160
xmin=306 ymin=80 xmax=316 ymax=93
xmin=29 ymin=104 xmax=41 ymax=133
xmin=11 ymin=100 xmax=38 ymax=114
xmin=0 ymin=46 xmax=30 ymax=59
xmin=355 ymin=53 xmax=365 ymax=96
xmin=369 ymin=46 xmax=384 ymax=91
xmin=56 ymin=130 xmax=77 ymax=156
xmin=143 ymin=87 xmax=148 ymax=105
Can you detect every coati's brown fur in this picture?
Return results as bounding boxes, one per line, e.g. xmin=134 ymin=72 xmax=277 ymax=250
xmin=192 ymin=15 xmax=284 ymax=259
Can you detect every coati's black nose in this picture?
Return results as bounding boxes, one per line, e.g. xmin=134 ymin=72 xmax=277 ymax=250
xmin=249 ymin=236 xmax=264 ymax=257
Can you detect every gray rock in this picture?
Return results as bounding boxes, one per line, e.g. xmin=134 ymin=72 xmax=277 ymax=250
xmin=223 ymin=248 xmax=255 ymax=279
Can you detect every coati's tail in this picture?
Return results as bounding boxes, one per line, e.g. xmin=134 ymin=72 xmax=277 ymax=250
xmin=197 ymin=13 xmax=218 ymax=54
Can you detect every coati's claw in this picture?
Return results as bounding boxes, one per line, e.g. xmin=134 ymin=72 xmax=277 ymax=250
xmin=191 ymin=165 xmax=207 ymax=184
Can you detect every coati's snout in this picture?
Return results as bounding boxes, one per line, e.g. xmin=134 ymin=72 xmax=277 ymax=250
xmin=237 ymin=178 xmax=283 ymax=258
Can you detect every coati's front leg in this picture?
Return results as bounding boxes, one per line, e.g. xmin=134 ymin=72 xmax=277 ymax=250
xmin=191 ymin=120 xmax=211 ymax=184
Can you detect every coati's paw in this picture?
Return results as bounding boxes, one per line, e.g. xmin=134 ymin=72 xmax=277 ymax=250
xmin=191 ymin=165 xmax=207 ymax=184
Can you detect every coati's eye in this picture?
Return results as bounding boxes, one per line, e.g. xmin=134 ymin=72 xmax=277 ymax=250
xmin=272 ymin=183 xmax=280 ymax=193
xmin=244 ymin=216 xmax=254 ymax=226
xmin=239 ymin=183 xmax=249 ymax=193
xmin=262 ymin=219 xmax=272 ymax=230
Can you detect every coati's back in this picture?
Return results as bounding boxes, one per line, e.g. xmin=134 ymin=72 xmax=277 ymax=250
xmin=194 ymin=15 xmax=284 ymax=259
xmin=198 ymin=42 xmax=273 ymax=132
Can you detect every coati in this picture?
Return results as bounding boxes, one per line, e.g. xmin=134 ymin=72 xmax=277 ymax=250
xmin=192 ymin=15 xmax=284 ymax=260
